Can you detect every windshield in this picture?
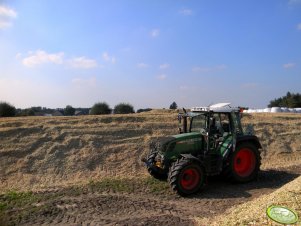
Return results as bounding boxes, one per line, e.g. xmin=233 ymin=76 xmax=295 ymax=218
xmin=190 ymin=114 xmax=207 ymax=133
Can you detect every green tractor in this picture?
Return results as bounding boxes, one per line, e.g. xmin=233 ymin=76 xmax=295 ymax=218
xmin=142 ymin=103 xmax=261 ymax=196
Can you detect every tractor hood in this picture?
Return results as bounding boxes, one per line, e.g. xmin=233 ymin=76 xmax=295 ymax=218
xmin=156 ymin=132 xmax=203 ymax=155
xmin=156 ymin=132 xmax=203 ymax=159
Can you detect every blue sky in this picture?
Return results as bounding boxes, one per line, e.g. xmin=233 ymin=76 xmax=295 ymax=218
xmin=1 ymin=0 xmax=301 ymax=110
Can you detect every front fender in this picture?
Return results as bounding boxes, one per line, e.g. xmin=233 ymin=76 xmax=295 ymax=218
xmin=180 ymin=154 xmax=201 ymax=163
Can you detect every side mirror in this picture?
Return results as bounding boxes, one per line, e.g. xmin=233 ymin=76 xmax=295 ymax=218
xmin=178 ymin=114 xmax=182 ymax=123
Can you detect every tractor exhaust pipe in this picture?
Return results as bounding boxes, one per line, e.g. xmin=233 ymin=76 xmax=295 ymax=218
xmin=182 ymin=108 xmax=187 ymax=133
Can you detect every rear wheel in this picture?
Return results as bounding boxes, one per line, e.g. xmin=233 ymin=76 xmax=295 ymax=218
xmin=224 ymin=142 xmax=261 ymax=182
xmin=168 ymin=158 xmax=205 ymax=196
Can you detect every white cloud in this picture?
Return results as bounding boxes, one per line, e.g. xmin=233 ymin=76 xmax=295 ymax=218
xmin=192 ymin=64 xmax=227 ymax=73
xmin=102 ymin=52 xmax=116 ymax=63
xmin=69 ymin=57 xmax=98 ymax=69
xmin=283 ymin=63 xmax=296 ymax=69
xmin=0 ymin=5 xmax=17 ymax=29
xmin=22 ymin=50 xmax=64 ymax=67
xmin=157 ymin=74 xmax=167 ymax=80
xmin=297 ymin=23 xmax=301 ymax=30
xmin=179 ymin=9 xmax=193 ymax=16
xmin=159 ymin=63 xmax=170 ymax=69
xmin=150 ymin=29 xmax=160 ymax=38
xmin=0 ymin=5 xmax=17 ymax=18
xmin=137 ymin=63 xmax=149 ymax=68
xmin=20 ymin=50 xmax=100 ymax=69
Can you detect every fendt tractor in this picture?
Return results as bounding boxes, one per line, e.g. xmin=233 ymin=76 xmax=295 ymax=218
xmin=142 ymin=103 xmax=262 ymax=196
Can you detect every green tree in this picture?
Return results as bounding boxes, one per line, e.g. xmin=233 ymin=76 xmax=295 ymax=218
xmin=64 ymin=105 xmax=75 ymax=116
xmin=0 ymin=102 xmax=16 ymax=117
xmin=90 ymin=102 xmax=111 ymax=115
xmin=114 ymin=103 xmax=135 ymax=114
xmin=169 ymin=101 xmax=178 ymax=110
xmin=268 ymin=92 xmax=301 ymax=108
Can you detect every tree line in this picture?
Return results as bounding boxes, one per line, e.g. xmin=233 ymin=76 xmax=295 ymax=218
xmin=268 ymin=92 xmax=301 ymax=108
xmin=0 ymin=101 xmax=179 ymax=117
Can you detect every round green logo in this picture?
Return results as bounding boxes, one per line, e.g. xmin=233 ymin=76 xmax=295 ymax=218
xmin=267 ymin=205 xmax=299 ymax=224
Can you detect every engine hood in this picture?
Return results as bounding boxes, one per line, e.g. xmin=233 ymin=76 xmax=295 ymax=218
xmin=155 ymin=132 xmax=202 ymax=152
xmin=172 ymin=132 xmax=202 ymax=141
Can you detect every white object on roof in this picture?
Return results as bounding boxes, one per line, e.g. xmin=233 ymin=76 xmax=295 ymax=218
xmin=209 ymin=103 xmax=231 ymax=109
xmin=191 ymin=103 xmax=239 ymax=112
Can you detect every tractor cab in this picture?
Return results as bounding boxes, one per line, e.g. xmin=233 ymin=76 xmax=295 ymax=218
xmin=178 ymin=103 xmax=243 ymax=136
xmin=178 ymin=103 xmax=244 ymax=154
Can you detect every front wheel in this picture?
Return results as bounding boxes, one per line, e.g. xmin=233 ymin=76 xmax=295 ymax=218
xmin=146 ymin=148 xmax=167 ymax=180
xmin=168 ymin=158 xmax=206 ymax=196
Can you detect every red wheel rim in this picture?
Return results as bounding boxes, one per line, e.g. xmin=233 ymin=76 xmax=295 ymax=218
xmin=234 ymin=148 xmax=256 ymax=177
xmin=180 ymin=168 xmax=200 ymax=190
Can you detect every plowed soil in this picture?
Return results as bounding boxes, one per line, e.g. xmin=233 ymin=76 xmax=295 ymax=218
xmin=1 ymin=111 xmax=301 ymax=225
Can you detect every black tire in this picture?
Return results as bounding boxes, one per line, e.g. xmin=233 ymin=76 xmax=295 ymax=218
xmin=146 ymin=148 xmax=167 ymax=180
xmin=168 ymin=158 xmax=206 ymax=196
xmin=223 ymin=142 xmax=261 ymax=182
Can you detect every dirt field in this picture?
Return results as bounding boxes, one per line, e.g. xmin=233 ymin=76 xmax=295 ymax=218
xmin=1 ymin=111 xmax=301 ymax=225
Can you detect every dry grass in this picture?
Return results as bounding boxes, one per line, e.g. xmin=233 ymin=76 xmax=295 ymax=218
xmin=196 ymin=175 xmax=301 ymax=225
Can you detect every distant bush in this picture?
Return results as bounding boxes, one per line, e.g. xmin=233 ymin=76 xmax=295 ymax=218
xmin=114 ymin=103 xmax=135 ymax=114
xmin=18 ymin=108 xmax=35 ymax=116
xmin=30 ymin=106 xmax=42 ymax=112
xmin=64 ymin=105 xmax=75 ymax=116
xmin=0 ymin=102 xmax=16 ymax=117
xmin=90 ymin=102 xmax=111 ymax=115
xmin=137 ymin=108 xmax=152 ymax=113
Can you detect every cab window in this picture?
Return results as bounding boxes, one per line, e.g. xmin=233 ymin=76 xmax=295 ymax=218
xmin=190 ymin=114 xmax=206 ymax=132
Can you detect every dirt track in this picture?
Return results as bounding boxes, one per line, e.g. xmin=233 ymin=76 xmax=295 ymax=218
xmin=1 ymin=112 xmax=301 ymax=225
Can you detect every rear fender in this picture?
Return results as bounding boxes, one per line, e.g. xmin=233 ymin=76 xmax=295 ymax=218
xmin=237 ymin=135 xmax=262 ymax=149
